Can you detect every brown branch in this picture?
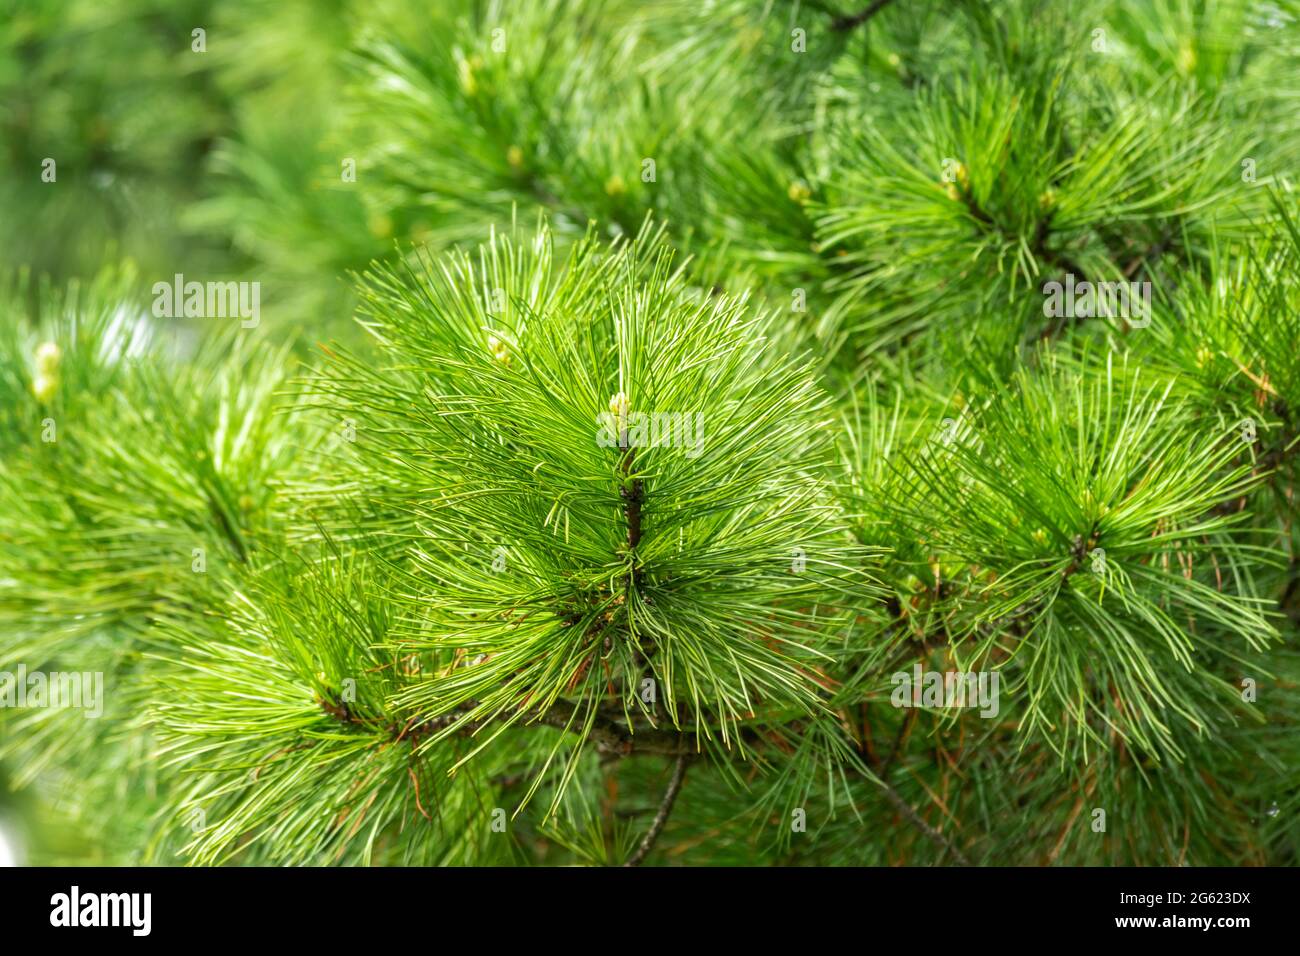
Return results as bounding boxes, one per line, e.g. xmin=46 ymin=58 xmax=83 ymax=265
xmin=866 ymin=704 xmax=970 ymax=864
xmin=623 ymin=753 xmax=691 ymax=866
xmin=320 ymin=692 xmax=691 ymax=759
xmin=876 ymin=776 xmax=972 ymax=866
xmin=1060 ymin=521 xmax=1102 ymax=583
xmin=331 ymin=688 xmax=972 ymax=865
xmin=854 ymin=692 xmax=970 ymax=865
xmin=619 ymin=437 xmax=643 ymax=551
xmin=534 ymin=698 xmax=692 ymax=757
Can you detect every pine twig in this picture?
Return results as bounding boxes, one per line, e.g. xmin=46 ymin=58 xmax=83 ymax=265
xmin=534 ymin=699 xmax=691 ymax=757
xmin=620 ymin=442 xmax=644 ymax=551
xmin=623 ymin=753 xmax=691 ymax=866
xmin=877 ymin=777 xmax=972 ymax=866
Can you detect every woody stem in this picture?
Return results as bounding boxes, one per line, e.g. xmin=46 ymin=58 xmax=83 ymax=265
xmin=619 ymin=433 xmax=643 ymax=551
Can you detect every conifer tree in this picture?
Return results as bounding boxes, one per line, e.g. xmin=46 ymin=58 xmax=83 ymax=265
xmin=2 ymin=0 xmax=1299 ymax=866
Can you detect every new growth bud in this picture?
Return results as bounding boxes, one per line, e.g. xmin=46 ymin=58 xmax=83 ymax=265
xmin=32 ymin=341 xmax=60 ymax=401
xmin=608 ymin=390 xmax=630 ymax=433
xmin=487 ymin=333 xmax=510 ymax=365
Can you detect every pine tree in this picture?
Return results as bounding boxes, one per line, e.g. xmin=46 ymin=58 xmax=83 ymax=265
xmin=2 ymin=0 xmax=1299 ymax=866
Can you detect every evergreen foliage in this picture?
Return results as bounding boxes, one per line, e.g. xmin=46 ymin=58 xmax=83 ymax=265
xmin=2 ymin=0 xmax=1300 ymax=866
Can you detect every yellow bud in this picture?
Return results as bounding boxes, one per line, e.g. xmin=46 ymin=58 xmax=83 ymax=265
xmin=608 ymin=390 xmax=629 ymax=429
xmin=457 ymin=58 xmax=477 ymax=95
xmin=887 ymin=52 xmax=901 ymax=68
xmin=1031 ymin=528 xmax=1049 ymax=546
xmin=487 ymin=334 xmax=510 ymax=365
xmin=32 ymin=373 xmax=57 ymax=402
xmin=35 ymin=341 xmax=61 ymax=374
xmin=1038 ymin=188 xmax=1057 ymax=210
xmin=506 ymin=145 xmax=524 ymax=169
xmin=1195 ymin=345 xmax=1214 ymax=368
xmin=787 ymin=181 xmax=811 ymax=203
xmin=604 ymin=175 xmax=626 ymax=197
xmin=367 ymin=213 xmax=393 ymax=239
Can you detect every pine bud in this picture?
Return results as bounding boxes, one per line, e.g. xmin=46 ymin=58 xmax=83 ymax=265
xmin=32 ymin=373 xmax=57 ymax=402
xmin=946 ymin=162 xmax=967 ymax=201
xmin=487 ymin=333 xmax=510 ymax=365
xmin=787 ymin=181 xmax=811 ymax=203
xmin=608 ymin=390 xmax=629 ymax=431
xmin=506 ymin=145 xmax=524 ymax=169
xmin=35 ymin=341 xmax=61 ymax=374
xmin=604 ymin=175 xmax=626 ymax=197
xmin=944 ymin=161 xmax=969 ymax=201
xmin=457 ymin=55 xmax=480 ymax=95
xmin=32 ymin=342 xmax=60 ymax=401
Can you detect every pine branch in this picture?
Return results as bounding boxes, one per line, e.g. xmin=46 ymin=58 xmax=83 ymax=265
xmin=321 ymin=691 xmax=696 ymax=758
xmin=619 ymin=434 xmax=643 ymax=588
xmin=7 ymin=1 xmax=1300 ymax=867
xmin=877 ymin=776 xmax=971 ymax=866
xmin=623 ymin=753 xmax=690 ymax=866
xmin=533 ymin=700 xmax=693 ymax=758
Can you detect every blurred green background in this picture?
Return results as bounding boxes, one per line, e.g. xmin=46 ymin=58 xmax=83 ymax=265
xmin=2 ymin=0 xmax=357 ymax=863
